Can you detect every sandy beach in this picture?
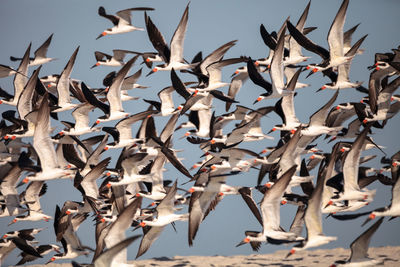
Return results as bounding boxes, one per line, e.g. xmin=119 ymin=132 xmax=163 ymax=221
xmin=20 ymin=246 xmax=400 ymax=267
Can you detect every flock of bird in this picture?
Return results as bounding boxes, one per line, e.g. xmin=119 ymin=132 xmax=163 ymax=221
xmin=0 ymin=0 xmax=399 ymax=266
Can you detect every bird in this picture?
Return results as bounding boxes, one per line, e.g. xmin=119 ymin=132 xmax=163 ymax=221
xmin=330 ymin=218 xmax=384 ymax=266
xmin=237 ymin=165 xmax=301 ymax=245
xmin=287 ymin=0 xmax=352 ymax=73
xmin=91 ymin=50 xmax=140 ymax=68
xmin=53 ymin=46 xmax=80 ymax=113
xmin=103 ymin=197 xmax=142 ymax=266
xmin=84 ymin=56 xmax=137 ymax=124
xmin=145 ymin=3 xmax=192 ymax=74
xmin=96 ymin=6 xmax=155 ymax=39
xmin=10 ymin=34 xmax=56 ymax=66
xmin=0 ymin=2 xmax=399 ymax=266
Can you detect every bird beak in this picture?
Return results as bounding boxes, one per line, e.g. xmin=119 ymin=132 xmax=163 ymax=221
xmin=328 ymin=136 xmax=337 ymax=143
xmin=323 ymin=200 xmax=333 ymax=209
xmin=285 ymin=249 xmax=296 ymax=258
xmin=306 ymin=70 xmax=315 ymax=78
xmin=45 ymin=258 xmax=55 ymax=265
xmin=146 ymin=70 xmax=155 ymax=77
xmin=253 ymin=98 xmax=261 ymax=105
xmin=16 ymin=181 xmax=25 ymax=188
xmin=316 ymin=88 xmax=323 ymax=93
xmin=91 ymin=121 xmax=99 ymax=129
xmin=90 ymin=64 xmax=98 ymax=69
xmin=361 ymin=217 xmax=371 ymax=227
xmin=8 ymin=219 xmax=17 ymax=226
xmin=361 ymin=213 xmax=375 ymax=226
xmin=96 ymin=32 xmax=106 ymax=40
xmin=235 ymin=240 xmax=247 ymax=247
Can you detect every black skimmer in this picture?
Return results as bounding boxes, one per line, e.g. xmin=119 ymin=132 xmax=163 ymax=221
xmin=237 ymin=165 xmax=300 ymax=245
xmin=287 ymin=0 xmax=352 ymax=73
xmin=1 ymin=43 xmax=31 ymax=106
xmin=102 ymin=109 xmax=157 ymax=149
xmin=145 ymin=3 xmax=192 ymax=75
xmin=16 ymin=243 xmax=60 ymax=265
xmin=287 ymin=145 xmax=340 ymax=257
xmin=91 ymin=49 xmax=140 ymax=68
xmin=331 ymin=218 xmax=384 ymax=266
xmin=9 ymin=181 xmax=52 ymax=224
xmin=362 ymin=169 xmax=400 ymax=226
xmin=84 ymin=56 xmax=137 ymax=124
xmin=103 ymin=197 xmax=142 ymax=265
xmin=96 ymin=6 xmax=154 ymax=39
xmin=327 ymin=126 xmax=377 ymax=209
xmin=10 ymin=34 xmax=56 ymax=66
xmin=0 ymin=64 xmax=16 ymax=79
xmin=53 ymin=46 xmax=80 ymax=113
xmin=21 ymin=94 xmax=74 ymax=183
xmin=93 ymin=235 xmax=140 ymax=267
xmin=251 ymin=27 xmax=295 ymax=103
xmin=188 ymin=40 xmax=237 ymax=87
xmin=269 ymin=68 xmax=302 ymax=132
xmin=300 ymin=91 xmax=343 ymax=136
xmin=285 ymin=1 xmax=312 ymax=65
xmin=49 ymin=205 xmax=92 ymax=263
xmin=318 ymin=35 xmax=368 ymax=91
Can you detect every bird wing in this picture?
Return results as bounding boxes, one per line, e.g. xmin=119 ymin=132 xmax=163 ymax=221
xmin=107 ymin=56 xmax=136 ymax=113
xmin=145 ymin=13 xmax=170 ymax=63
xmin=349 ymin=217 xmax=383 ymax=262
xmin=327 ymin=0 xmax=349 ymax=60
xmin=169 ymin=3 xmax=189 ymax=63
xmin=261 ymin=165 xmax=296 ymax=231
xmin=57 ymin=47 xmax=79 ymax=107
xmin=98 ymin=7 xmax=119 ymax=26
xmin=34 ymin=34 xmax=53 ymax=59
xmin=287 ymin=20 xmax=330 ymax=60
xmin=309 ymin=91 xmax=339 ymax=127
xmin=33 ymin=94 xmax=59 ymax=171
xmin=136 ymin=226 xmax=164 ymax=258
xmin=116 ymin=7 xmax=154 ymax=26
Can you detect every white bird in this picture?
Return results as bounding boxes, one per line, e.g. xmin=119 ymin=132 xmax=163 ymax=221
xmin=136 ymin=181 xmax=188 ymax=258
xmin=331 ymin=218 xmax=384 ymax=267
xmin=103 ymin=198 xmax=142 ymax=267
xmin=145 ymin=3 xmax=192 ymax=74
xmin=1 ymin=44 xmax=30 ymax=106
xmin=91 ymin=50 xmax=139 ymax=68
xmin=287 ymin=145 xmax=339 ymax=257
xmin=10 ymin=34 xmax=56 ymax=66
xmin=53 ymin=47 xmax=80 ymax=113
xmin=96 ymin=6 xmax=154 ymax=39
xmin=21 ymin=94 xmax=75 ymax=183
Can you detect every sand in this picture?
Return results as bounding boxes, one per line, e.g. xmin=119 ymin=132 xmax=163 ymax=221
xmin=20 ymin=246 xmax=400 ymax=267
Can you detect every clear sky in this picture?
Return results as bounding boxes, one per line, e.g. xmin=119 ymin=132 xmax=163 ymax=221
xmin=0 ymin=0 xmax=399 ymax=265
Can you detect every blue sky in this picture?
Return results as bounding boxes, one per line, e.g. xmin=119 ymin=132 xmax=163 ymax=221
xmin=0 ymin=0 xmax=399 ymax=265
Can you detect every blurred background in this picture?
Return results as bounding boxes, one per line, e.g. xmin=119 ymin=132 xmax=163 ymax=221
xmin=0 ymin=0 xmax=399 ymax=265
